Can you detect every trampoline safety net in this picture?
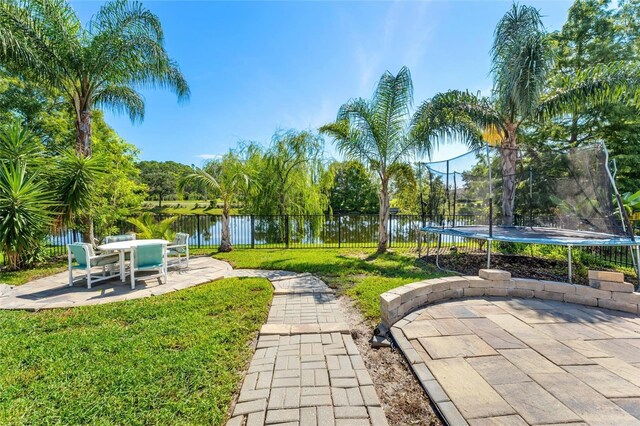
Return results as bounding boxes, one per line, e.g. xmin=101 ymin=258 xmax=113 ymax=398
xmin=418 ymin=142 xmax=635 ymax=245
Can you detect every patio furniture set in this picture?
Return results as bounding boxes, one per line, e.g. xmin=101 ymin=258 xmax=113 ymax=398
xmin=66 ymin=233 xmax=190 ymax=289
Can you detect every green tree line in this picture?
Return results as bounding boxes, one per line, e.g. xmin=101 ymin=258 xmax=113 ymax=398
xmin=0 ymin=0 xmax=639 ymax=263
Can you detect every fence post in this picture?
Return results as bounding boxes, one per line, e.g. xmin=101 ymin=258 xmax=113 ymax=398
xmin=337 ymin=215 xmax=341 ymax=248
xmin=196 ymin=215 xmax=201 ymax=249
xmin=251 ymin=215 xmax=255 ymax=249
xmin=285 ymin=215 xmax=290 ymax=249
xmin=388 ymin=215 xmax=393 ymax=248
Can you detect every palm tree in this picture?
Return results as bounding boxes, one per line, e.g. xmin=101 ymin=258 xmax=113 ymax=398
xmin=320 ymin=67 xmax=432 ymax=253
xmin=413 ymin=3 xmax=639 ymax=226
xmin=0 ymin=0 xmax=189 ymax=243
xmin=0 ymin=0 xmax=189 ymax=156
xmin=127 ymin=212 xmax=177 ymax=240
xmin=180 ymin=152 xmax=248 ymax=252
xmin=413 ymin=4 xmax=551 ymax=226
xmin=54 ymin=149 xmax=107 ymax=236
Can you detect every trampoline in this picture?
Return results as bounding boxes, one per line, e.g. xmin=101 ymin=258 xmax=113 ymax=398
xmin=417 ymin=142 xmax=640 ymax=284
xmin=421 ymin=225 xmax=638 ymax=247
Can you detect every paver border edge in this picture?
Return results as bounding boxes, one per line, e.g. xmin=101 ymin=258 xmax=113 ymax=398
xmin=379 ymin=269 xmax=640 ymax=329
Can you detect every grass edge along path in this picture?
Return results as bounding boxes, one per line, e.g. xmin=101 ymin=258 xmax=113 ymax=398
xmin=214 ymin=248 xmax=446 ymax=321
xmin=0 ymin=277 xmax=272 ymax=425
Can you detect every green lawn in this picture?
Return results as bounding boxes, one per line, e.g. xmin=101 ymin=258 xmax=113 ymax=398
xmin=215 ymin=248 xmax=446 ymax=321
xmin=141 ymin=200 xmax=238 ymax=216
xmin=0 ymin=262 xmax=67 ymax=286
xmin=0 ymin=277 xmax=272 ymax=425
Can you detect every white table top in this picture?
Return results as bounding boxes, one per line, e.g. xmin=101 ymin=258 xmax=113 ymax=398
xmin=98 ymin=239 xmax=170 ymax=251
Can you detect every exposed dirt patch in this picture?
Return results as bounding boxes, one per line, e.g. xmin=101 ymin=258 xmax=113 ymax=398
xmin=336 ymin=296 xmax=443 ymax=426
xmin=420 ymin=252 xmax=636 ymax=285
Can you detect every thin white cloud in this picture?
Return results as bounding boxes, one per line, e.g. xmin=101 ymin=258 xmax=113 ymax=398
xmin=196 ymin=154 xmax=222 ymax=160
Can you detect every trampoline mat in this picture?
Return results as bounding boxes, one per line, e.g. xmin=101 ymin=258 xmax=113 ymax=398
xmin=421 ymin=225 xmax=638 ymax=246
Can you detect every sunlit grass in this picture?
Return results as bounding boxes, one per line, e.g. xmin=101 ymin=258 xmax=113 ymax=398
xmin=215 ymin=248 xmax=446 ymax=321
xmin=0 ymin=277 xmax=272 ymax=425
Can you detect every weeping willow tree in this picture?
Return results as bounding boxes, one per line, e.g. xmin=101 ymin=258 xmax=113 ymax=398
xmin=243 ymin=130 xmax=326 ymax=217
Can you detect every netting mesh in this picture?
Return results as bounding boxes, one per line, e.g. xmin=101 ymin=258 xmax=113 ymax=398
xmin=418 ymin=143 xmax=631 ymax=238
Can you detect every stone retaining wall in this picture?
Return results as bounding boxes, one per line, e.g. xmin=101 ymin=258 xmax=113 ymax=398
xmin=380 ymin=269 xmax=639 ymax=328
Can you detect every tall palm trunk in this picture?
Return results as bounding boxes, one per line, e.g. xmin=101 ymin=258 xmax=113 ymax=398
xmin=501 ymin=125 xmax=518 ymax=226
xmin=219 ymin=202 xmax=232 ymax=252
xmin=76 ymin=109 xmax=92 ymax=156
xmin=75 ymin=106 xmax=96 ymax=244
xmin=378 ymin=177 xmax=390 ymax=253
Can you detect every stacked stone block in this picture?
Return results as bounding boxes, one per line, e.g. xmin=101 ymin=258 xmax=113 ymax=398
xmin=380 ymin=269 xmax=640 ymax=329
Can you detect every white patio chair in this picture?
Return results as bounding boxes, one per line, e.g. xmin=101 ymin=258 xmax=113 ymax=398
xmin=130 ymin=244 xmax=168 ymax=289
xmin=167 ymin=232 xmax=189 ymax=268
xmin=67 ymin=243 xmax=119 ymax=289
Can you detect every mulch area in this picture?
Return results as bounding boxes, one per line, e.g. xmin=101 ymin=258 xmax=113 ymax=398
xmin=421 ymin=252 xmax=594 ymax=284
xmin=337 ymin=297 xmax=443 ymax=426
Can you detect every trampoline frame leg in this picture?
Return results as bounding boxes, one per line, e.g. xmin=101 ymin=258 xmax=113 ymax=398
xmin=436 ymin=234 xmax=442 ymax=270
xmin=567 ymin=245 xmax=573 ymax=284
xmin=636 ymin=245 xmax=640 ymax=290
xmin=487 ymin=239 xmax=492 ymax=269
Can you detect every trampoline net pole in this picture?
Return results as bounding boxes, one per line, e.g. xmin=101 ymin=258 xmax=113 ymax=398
xmin=453 ymin=173 xmax=457 ymax=228
xmin=418 ymin=163 xmax=426 ymax=227
xmin=568 ymin=245 xmax=573 ymax=284
xmin=486 ymin=144 xmax=493 ymax=238
xmin=529 ymin=168 xmax=533 ymax=228
xmin=445 ymin=160 xmax=450 ymax=227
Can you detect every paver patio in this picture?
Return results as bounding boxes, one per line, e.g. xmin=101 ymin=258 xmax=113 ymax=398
xmin=0 ymin=257 xmax=231 ymax=310
xmin=392 ymin=297 xmax=640 ymax=426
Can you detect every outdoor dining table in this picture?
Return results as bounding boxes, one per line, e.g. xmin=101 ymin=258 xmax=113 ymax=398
xmin=97 ymin=239 xmax=170 ymax=282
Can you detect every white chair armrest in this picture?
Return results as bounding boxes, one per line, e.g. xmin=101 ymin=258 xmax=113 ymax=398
xmin=167 ymin=244 xmax=187 ymax=249
xmin=91 ymin=253 xmax=119 ymax=261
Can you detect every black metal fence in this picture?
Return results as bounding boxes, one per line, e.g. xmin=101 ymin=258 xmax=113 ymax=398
xmin=48 ymin=214 xmax=425 ymax=252
xmin=45 ymin=213 xmax=639 ymax=269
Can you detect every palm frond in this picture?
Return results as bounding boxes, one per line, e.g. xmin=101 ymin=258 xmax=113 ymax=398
xmin=539 ymin=61 xmax=640 ymax=119
xmin=491 ymin=3 xmax=553 ymax=118
xmin=127 ymin=212 xmax=177 ymax=240
xmin=0 ymin=0 xmax=81 ymax=87
xmin=0 ymin=120 xmax=44 ymax=165
xmin=93 ymin=84 xmax=145 ymax=122
xmin=412 ymin=90 xmax=501 ymax=155
xmin=55 ymin=148 xmax=107 ymax=224
xmin=0 ymin=160 xmax=56 ymax=268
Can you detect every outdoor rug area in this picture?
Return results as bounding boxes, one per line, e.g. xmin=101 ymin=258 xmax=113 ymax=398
xmin=391 ymin=297 xmax=640 ymax=425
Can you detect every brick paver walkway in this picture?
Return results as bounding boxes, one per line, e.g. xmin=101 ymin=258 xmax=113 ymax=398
xmin=392 ymin=297 xmax=640 ymax=425
xmin=227 ymin=273 xmax=387 ymax=426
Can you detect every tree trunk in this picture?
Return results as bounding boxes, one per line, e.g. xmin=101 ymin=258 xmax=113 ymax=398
xmin=82 ymin=214 xmax=95 ymax=246
xmin=378 ymin=178 xmax=390 ymax=253
xmin=501 ymin=126 xmax=518 ymax=226
xmin=219 ymin=203 xmax=232 ymax=252
xmin=75 ymin=109 xmax=92 ymax=156
xmin=75 ymin=107 xmax=95 ymax=244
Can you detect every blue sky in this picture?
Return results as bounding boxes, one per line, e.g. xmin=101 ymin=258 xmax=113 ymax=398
xmin=72 ymin=0 xmax=573 ymax=165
